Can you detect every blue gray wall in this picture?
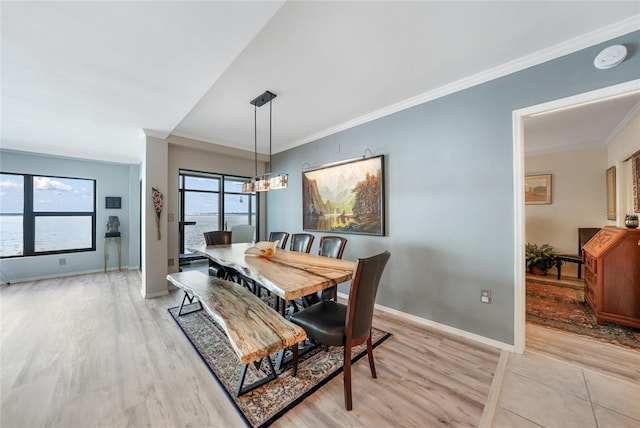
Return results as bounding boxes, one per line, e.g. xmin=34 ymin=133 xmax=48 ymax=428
xmin=0 ymin=150 xmax=140 ymax=281
xmin=267 ymin=31 xmax=640 ymax=345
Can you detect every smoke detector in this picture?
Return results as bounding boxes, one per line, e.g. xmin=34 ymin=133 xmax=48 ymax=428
xmin=594 ymin=45 xmax=627 ymax=70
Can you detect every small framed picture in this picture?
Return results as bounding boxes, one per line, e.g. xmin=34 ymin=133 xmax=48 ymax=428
xmin=606 ymin=166 xmax=616 ymax=220
xmin=525 ymin=174 xmax=552 ymax=205
xmin=105 ymin=196 xmax=121 ymax=209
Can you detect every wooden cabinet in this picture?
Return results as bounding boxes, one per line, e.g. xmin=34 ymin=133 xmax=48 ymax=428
xmin=583 ymin=226 xmax=640 ymax=328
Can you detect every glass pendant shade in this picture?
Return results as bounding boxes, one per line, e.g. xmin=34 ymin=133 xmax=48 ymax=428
xmin=254 ymin=178 xmax=270 ymax=192
xmin=241 ymin=181 xmax=255 ymax=194
xmin=269 ymin=174 xmax=288 ymax=190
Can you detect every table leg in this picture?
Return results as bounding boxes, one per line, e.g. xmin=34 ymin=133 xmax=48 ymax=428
xmin=104 ymin=239 xmax=108 ymax=273
xmin=117 ymin=237 xmax=121 ymax=272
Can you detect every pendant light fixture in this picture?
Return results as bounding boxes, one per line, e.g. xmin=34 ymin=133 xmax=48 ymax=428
xmin=242 ymin=90 xmax=289 ymax=193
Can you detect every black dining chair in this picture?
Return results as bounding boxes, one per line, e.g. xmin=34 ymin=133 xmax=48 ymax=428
xmin=292 ymin=235 xmax=348 ymax=310
xmin=289 ymin=233 xmax=314 ymax=253
xmin=268 ymin=231 xmax=289 ymax=250
xmin=314 ymin=236 xmax=348 ymax=302
xmin=202 ymin=231 xmax=235 ymax=280
xmin=554 ymin=227 xmax=600 ymax=279
xmin=203 ymin=230 xmax=231 ymax=246
xmin=290 ymin=250 xmax=390 ymax=411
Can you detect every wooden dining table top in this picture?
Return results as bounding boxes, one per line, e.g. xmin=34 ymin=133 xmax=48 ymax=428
xmin=188 ymin=243 xmax=356 ymax=301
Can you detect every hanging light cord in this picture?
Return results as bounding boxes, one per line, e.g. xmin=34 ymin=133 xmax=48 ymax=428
xmin=254 ymin=104 xmax=258 ymax=178
xmin=269 ymin=99 xmax=273 ymax=174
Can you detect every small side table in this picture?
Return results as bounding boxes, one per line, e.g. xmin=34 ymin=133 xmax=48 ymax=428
xmin=104 ymin=235 xmax=122 ymax=273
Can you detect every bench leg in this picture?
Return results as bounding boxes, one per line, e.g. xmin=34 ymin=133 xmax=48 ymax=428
xmin=236 ymin=356 xmax=276 ymax=396
xmin=291 ymin=343 xmax=299 ymax=377
xmin=178 ymin=291 xmax=203 ymax=316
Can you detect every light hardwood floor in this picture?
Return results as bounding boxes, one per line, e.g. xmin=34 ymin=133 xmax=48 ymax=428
xmin=3 ymin=270 xmax=638 ymax=427
xmin=1 ymin=270 xmax=500 ymax=427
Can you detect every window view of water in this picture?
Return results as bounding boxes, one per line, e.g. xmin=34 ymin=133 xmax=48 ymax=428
xmin=0 ymin=216 xmax=23 ymax=257
xmin=35 ymin=216 xmax=92 ymax=252
xmin=0 ymin=215 xmax=92 ymax=257
xmin=183 ymin=214 xmax=255 ymax=253
xmin=1 ymin=171 xmax=255 ymax=258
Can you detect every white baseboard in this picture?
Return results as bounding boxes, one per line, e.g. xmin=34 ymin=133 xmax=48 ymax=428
xmin=141 ymin=289 xmax=169 ymax=299
xmin=338 ymin=292 xmax=515 ymax=352
xmin=4 ymin=267 xmax=133 ymax=284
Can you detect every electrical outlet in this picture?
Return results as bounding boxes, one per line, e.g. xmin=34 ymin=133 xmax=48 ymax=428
xmin=59 ymin=258 xmax=66 ymax=266
xmin=168 ymin=258 xmax=174 ymax=267
xmin=168 ymin=213 xmax=175 ymax=222
xmin=481 ymin=289 xmax=491 ymax=304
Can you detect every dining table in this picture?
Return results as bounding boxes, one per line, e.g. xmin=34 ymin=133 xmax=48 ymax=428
xmin=187 ymin=242 xmax=356 ymax=302
xmin=187 ymin=242 xmax=357 ymax=369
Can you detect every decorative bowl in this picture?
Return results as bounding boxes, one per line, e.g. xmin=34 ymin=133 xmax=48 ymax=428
xmin=244 ymin=241 xmax=278 ymax=258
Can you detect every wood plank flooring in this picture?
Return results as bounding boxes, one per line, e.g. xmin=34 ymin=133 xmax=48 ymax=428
xmin=4 ymin=270 xmax=636 ymax=427
xmin=1 ymin=271 xmax=500 ymax=427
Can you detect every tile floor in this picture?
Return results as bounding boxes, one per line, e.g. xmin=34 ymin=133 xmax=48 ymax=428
xmin=492 ymin=351 xmax=640 ymax=427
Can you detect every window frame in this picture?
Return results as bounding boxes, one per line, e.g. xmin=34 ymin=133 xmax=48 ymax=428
xmin=178 ymin=169 xmax=258 ymax=254
xmin=0 ymin=172 xmax=97 ymax=258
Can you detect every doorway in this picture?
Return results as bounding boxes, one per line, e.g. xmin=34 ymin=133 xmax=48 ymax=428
xmin=512 ymin=79 xmax=640 ymax=353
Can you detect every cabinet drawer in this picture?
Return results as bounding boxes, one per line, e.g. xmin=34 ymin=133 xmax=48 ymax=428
xmin=583 ymin=253 xmax=597 ymax=274
xmin=584 ymin=268 xmax=597 ymax=290
xmin=585 ymin=284 xmax=595 ymax=306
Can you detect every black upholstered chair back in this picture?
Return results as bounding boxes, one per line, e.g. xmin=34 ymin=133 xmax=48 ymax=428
xmin=318 ymin=236 xmax=347 ymax=259
xmin=347 ymin=251 xmax=391 ymax=341
xmin=578 ymin=228 xmax=600 ymax=255
xmin=203 ymin=231 xmax=232 ymax=245
xmin=290 ymin=233 xmax=314 ymax=253
xmin=269 ymin=231 xmax=290 ymax=250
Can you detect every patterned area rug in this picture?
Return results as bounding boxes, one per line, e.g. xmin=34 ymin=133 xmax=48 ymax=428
xmin=526 ymin=280 xmax=640 ymax=349
xmin=168 ymin=305 xmax=392 ymax=428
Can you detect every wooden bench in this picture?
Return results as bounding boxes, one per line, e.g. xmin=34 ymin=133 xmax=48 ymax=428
xmin=166 ymin=270 xmax=307 ymax=396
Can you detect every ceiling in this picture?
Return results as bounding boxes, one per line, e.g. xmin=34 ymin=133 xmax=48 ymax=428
xmin=2 ymin=1 xmax=639 ymax=164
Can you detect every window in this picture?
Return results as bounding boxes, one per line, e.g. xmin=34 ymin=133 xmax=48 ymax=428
xmin=178 ymin=170 xmax=257 ymax=255
xmin=0 ymin=173 xmax=96 ymax=258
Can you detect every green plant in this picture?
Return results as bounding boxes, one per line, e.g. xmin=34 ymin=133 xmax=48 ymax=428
xmin=525 ymin=242 xmax=557 ymax=272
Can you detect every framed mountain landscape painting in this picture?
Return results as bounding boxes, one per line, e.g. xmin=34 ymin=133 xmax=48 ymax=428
xmin=302 ymin=155 xmax=385 ymax=236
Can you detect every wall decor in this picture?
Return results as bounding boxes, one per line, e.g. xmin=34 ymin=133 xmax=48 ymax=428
xmin=525 ymin=174 xmax=552 ymax=205
xmin=632 ymin=153 xmax=639 ymax=213
xmin=303 ymin=155 xmax=384 ymax=236
xmin=152 ymin=187 xmax=163 ymax=240
xmin=105 ymin=196 xmax=121 ymax=209
xmin=606 ymin=166 xmax=616 ymax=220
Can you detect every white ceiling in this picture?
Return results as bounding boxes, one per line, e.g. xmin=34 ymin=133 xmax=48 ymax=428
xmin=2 ymin=1 xmax=639 ymax=164
xmin=524 ymin=91 xmax=640 ymax=155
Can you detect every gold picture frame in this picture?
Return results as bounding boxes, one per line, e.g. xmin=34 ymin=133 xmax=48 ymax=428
xmin=606 ymin=166 xmax=616 ymax=220
xmin=525 ymin=174 xmax=552 ymax=205
xmin=302 ymin=155 xmax=385 ymax=236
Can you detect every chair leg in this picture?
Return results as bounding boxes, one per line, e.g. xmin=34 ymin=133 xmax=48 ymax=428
xmin=366 ymin=333 xmax=377 ymax=378
xmin=343 ymin=344 xmax=353 ymax=410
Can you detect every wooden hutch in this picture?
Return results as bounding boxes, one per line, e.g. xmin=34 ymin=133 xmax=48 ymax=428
xmin=582 ymin=226 xmax=640 ymax=329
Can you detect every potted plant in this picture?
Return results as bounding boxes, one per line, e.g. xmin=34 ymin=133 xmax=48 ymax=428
xmin=525 ymin=242 xmax=557 ymax=276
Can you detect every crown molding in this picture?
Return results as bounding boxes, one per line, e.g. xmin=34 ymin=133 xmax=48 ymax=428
xmin=605 ymin=99 xmax=640 ymax=145
xmin=278 ymin=15 xmax=640 ymax=154
xmin=140 ymin=128 xmax=169 ymax=140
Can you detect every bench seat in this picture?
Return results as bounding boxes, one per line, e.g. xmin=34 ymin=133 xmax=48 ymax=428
xmin=167 ymin=270 xmax=307 ymax=364
xmin=166 ymin=270 xmax=307 ymax=395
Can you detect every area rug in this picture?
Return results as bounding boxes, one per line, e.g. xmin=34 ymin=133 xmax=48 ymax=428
xmin=168 ymin=304 xmax=392 ymax=428
xmin=526 ymin=281 xmax=640 ymax=349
